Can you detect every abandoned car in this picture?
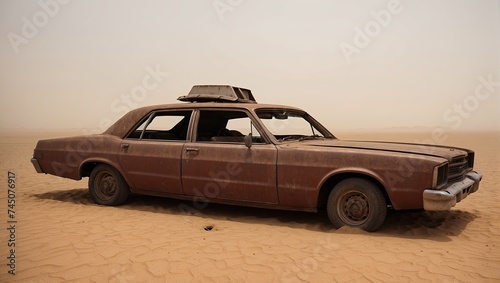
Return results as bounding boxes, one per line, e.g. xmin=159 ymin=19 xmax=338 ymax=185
xmin=31 ymin=85 xmax=482 ymax=231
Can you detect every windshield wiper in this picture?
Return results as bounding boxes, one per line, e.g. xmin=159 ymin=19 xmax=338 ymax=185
xmin=279 ymin=135 xmax=328 ymax=142
xmin=279 ymin=136 xmax=297 ymax=141
xmin=298 ymin=135 xmax=324 ymax=141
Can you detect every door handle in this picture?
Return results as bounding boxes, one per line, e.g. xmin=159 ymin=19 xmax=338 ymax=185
xmin=121 ymin=143 xmax=130 ymax=148
xmin=185 ymin=147 xmax=199 ymax=152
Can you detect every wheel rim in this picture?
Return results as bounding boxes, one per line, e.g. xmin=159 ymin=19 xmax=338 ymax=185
xmin=94 ymin=171 xmax=116 ymax=201
xmin=337 ymin=190 xmax=370 ymax=226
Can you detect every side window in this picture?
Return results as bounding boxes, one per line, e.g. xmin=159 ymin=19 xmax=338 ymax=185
xmin=127 ymin=111 xmax=192 ymax=141
xmin=196 ymin=110 xmax=264 ymax=144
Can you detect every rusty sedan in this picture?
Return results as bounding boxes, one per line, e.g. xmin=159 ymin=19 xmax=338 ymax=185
xmin=31 ymin=85 xmax=482 ymax=231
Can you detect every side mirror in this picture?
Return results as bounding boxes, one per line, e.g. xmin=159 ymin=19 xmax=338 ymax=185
xmin=244 ymin=133 xmax=252 ymax=148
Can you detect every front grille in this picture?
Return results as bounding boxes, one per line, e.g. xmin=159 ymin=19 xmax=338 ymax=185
xmin=448 ymin=155 xmax=468 ymax=183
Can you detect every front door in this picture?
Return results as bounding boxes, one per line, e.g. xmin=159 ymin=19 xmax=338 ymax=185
xmin=181 ymin=109 xmax=278 ymax=203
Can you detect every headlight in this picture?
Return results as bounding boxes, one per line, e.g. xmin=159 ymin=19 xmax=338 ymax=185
xmin=432 ymin=163 xmax=448 ymax=188
xmin=467 ymin=152 xmax=475 ymax=169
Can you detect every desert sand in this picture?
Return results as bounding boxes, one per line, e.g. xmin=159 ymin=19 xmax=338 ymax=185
xmin=0 ymin=130 xmax=499 ymax=282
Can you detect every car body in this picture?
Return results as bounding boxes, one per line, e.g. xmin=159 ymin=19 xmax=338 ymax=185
xmin=31 ymin=85 xmax=482 ymax=231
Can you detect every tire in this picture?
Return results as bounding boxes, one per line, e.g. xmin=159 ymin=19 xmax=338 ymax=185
xmin=89 ymin=164 xmax=130 ymax=206
xmin=327 ymin=178 xmax=387 ymax=232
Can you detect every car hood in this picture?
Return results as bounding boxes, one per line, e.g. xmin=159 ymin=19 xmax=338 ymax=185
xmin=288 ymin=139 xmax=468 ymax=161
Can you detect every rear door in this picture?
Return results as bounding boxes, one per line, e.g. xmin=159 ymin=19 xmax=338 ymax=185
xmin=181 ymin=109 xmax=278 ymax=203
xmin=117 ymin=110 xmax=192 ymax=194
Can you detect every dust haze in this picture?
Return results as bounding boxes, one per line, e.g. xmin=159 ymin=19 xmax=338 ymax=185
xmin=0 ymin=0 xmax=499 ymax=133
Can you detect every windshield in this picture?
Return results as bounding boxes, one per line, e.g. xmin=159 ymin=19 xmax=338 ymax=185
xmin=256 ymin=109 xmax=334 ymax=141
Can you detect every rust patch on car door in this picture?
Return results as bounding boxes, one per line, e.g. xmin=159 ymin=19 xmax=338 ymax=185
xmin=117 ymin=140 xmax=185 ymax=194
xmin=181 ymin=143 xmax=278 ymax=203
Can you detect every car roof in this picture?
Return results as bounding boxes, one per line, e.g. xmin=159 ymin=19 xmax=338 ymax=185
xmin=103 ymin=102 xmax=305 ymax=138
xmin=178 ymin=85 xmax=257 ymax=103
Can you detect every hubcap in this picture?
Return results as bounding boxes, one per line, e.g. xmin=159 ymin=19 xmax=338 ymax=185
xmin=338 ymin=191 xmax=370 ymax=226
xmin=95 ymin=171 xmax=116 ymax=200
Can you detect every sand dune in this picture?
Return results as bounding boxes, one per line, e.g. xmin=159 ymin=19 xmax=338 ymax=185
xmin=0 ymin=130 xmax=499 ymax=282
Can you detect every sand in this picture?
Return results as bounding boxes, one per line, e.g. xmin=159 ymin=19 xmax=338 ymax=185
xmin=0 ymin=130 xmax=499 ymax=282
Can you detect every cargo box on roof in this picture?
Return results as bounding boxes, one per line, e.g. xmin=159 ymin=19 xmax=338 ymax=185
xmin=178 ymin=85 xmax=257 ymax=103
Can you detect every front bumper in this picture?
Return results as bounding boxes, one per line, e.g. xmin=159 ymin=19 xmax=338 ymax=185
xmin=423 ymin=171 xmax=482 ymax=211
xmin=31 ymin=158 xmax=44 ymax=174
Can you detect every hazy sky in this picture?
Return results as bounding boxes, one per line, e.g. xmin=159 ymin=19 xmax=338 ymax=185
xmin=1 ymin=0 xmax=499 ymax=133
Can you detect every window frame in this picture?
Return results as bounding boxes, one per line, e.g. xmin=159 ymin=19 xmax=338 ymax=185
xmin=255 ymin=108 xmax=335 ymax=141
xmin=124 ymin=109 xmax=194 ymax=142
xmin=192 ymin=108 xmax=270 ymax=145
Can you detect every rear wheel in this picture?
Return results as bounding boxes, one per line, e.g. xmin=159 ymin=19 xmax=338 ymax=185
xmin=89 ymin=164 xmax=130 ymax=206
xmin=327 ymin=178 xmax=386 ymax=232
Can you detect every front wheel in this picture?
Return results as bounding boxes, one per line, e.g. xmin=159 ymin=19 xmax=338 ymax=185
xmin=89 ymin=164 xmax=130 ymax=206
xmin=327 ymin=178 xmax=387 ymax=232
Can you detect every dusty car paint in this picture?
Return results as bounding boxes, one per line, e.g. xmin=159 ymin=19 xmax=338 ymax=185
xmin=31 ymin=85 xmax=482 ymax=231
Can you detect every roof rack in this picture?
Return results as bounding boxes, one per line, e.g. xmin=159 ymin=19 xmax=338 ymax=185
xmin=178 ymin=85 xmax=257 ymax=103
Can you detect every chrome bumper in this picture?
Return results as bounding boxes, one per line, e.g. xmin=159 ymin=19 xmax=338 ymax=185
xmin=31 ymin=158 xmax=44 ymax=174
xmin=423 ymin=171 xmax=482 ymax=211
